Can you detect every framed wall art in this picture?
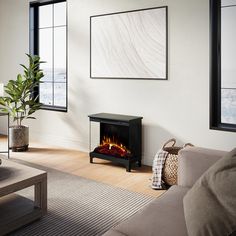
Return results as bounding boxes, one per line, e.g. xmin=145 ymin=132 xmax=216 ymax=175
xmin=90 ymin=6 xmax=168 ymax=80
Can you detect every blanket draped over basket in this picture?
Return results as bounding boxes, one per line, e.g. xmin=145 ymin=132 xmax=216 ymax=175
xmin=151 ymin=149 xmax=169 ymax=189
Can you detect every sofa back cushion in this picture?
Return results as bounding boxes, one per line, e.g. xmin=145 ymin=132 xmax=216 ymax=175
xmin=183 ymin=148 xmax=236 ymax=236
xmin=178 ymin=147 xmax=226 ymax=188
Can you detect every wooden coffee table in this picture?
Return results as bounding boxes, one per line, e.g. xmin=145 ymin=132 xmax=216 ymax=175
xmin=0 ymin=159 xmax=47 ymax=235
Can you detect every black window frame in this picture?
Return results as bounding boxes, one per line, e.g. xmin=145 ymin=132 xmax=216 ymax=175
xmin=210 ymin=0 xmax=236 ymax=132
xmin=30 ymin=0 xmax=68 ymax=112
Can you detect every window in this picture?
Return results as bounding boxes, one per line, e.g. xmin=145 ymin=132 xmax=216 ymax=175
xmin=210 ymin=0 xmax=236 ymax=132
xmin=30 ymin=0 xmax=67 ymax=112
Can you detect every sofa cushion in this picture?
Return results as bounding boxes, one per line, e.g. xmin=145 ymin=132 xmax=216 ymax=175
xmin=103 ymin=186 xmax=189 ymax=236
xmin=178 ymin=147 xmax=226 ymax=188
xmin=183 ymin=148 xmax=236 ymax=236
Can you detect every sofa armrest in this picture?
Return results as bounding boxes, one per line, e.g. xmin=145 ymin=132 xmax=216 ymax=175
xmin=178 ymin=147 xmax=226 ymax=188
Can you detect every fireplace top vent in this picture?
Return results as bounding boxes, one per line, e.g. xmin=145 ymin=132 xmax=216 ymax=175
xmin=88 ymin=113 xmax=143 ymax=124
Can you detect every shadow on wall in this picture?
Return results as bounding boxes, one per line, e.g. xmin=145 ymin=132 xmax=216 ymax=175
xmin=142 ymin=123 xmax=187 ymax=163
xmin=61 ymin=75 xmax=94 ymax=142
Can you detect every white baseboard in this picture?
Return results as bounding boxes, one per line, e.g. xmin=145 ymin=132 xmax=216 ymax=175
xmin=30 ymin=132 xmax=88 ymax=152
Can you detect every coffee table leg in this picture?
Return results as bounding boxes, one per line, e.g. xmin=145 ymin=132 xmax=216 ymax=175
xmin=34 ymin=175 xmax=47 ymax=215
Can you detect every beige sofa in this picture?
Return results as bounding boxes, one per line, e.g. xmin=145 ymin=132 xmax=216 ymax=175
xmin=103 ymin=147 xmax=226 ymax=236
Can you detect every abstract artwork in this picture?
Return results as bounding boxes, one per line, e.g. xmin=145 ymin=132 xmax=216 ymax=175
xmin=90 ymin=7 xmax=168 ymax=80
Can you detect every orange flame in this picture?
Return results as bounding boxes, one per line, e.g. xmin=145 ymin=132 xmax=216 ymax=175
xmin=94 ymin=136 xmax=131 ymax=158
xmin=100 ymin=136 xmax=130 ymax=153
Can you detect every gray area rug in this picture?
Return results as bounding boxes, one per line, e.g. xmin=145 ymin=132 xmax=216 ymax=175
xmin=10 ymin=160 xmax=154 ymax=236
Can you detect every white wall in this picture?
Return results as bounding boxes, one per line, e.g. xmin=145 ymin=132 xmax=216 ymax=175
xmin=0 ymin=0 xmax=30 ymax=133
xmin=0 ymin=0 xmax=235 ymax=165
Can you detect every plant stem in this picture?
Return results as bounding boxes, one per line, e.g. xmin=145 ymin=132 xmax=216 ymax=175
xmin=16 ymin=102 xmax=19 ymax=126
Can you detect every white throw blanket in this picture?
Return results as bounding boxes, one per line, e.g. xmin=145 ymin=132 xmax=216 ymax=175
xmin=151 ymin=149 xmax=169 ymax=189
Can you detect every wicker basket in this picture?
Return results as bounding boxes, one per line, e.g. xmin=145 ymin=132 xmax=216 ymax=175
xmin=162 ymin=139 xmax=193 ymax=186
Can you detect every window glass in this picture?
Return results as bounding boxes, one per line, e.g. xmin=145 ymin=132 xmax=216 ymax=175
xmin=221 ymin=4 xmax=236 ymax=125
xmin=39 ymin=5 xmax=53 ymax=28
xmin=54 ymin=2 xmax=66 ymax=26
xmin=39 ymin=28 xmax=53 ymax=79
xmin=40 ymin=82 xmax=53 ymax=106
xmin=221 ymin=89 xmax=236 ymax=124
xmin=221 ymin=0 xmax=236 ymax=7
xmin=54 ymin=83 xmax=66 ymax=107
xmin=54 ymin=27 xmax=66 ymax=82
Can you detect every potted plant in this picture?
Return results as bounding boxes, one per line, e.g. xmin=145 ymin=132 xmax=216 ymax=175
xmin=0 ymin=54 xmax=44 ymax=151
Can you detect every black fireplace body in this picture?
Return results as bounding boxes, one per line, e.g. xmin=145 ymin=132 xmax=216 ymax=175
xmin=88 ymin=113 xmax=143 ymax=172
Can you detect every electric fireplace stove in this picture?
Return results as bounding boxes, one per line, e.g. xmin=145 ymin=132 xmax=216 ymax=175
xmin=88 ymin=113 xmax=143 ymax=172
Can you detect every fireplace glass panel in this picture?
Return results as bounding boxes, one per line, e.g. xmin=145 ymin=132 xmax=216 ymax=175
xmin=100 ymin=123 xmax=129 ymax=147
xmin=90 ymin=122 xmax=132 ymax=159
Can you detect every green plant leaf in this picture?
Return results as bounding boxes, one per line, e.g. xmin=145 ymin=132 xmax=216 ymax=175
xmin=26 ymin=116 xmax=36 ymax=119
xmin=1 ymin=53 xmax=45 ymax=125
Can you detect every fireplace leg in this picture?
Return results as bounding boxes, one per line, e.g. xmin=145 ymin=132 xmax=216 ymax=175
xmin=126 ymin=163 xmax=131 ymax=172
xmin=138 ymin=160 xmax=142 ymax=167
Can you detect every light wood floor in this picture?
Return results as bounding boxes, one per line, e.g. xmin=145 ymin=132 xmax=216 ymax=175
xmin=2 ymin=142 xmax=165 ymax=197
